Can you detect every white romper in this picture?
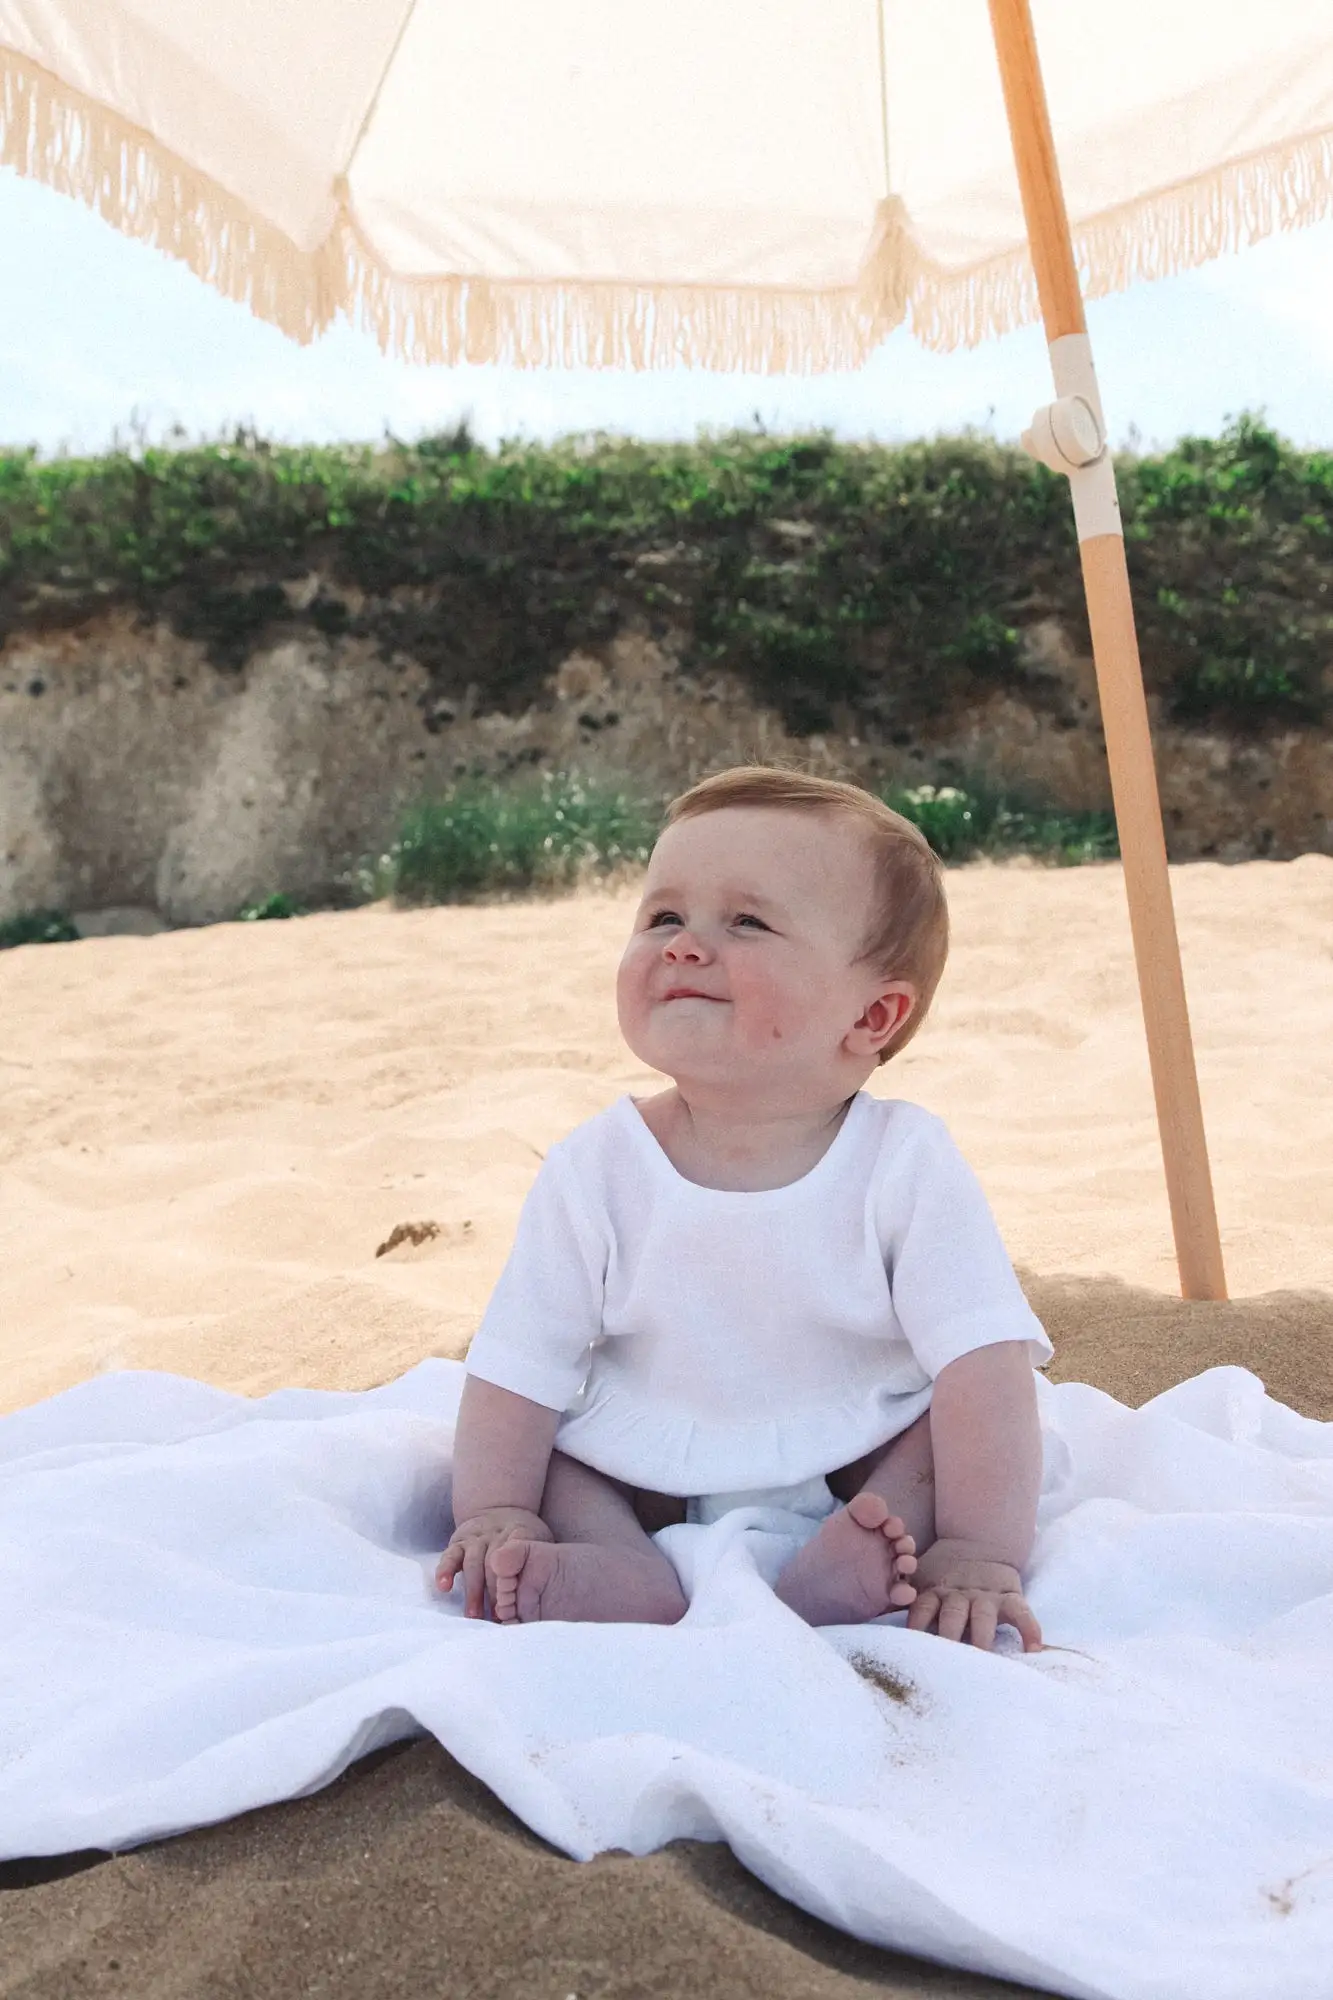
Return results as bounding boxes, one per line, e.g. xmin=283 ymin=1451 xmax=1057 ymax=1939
xmin=463 ymin=1091 xmax=1052 ymax=1523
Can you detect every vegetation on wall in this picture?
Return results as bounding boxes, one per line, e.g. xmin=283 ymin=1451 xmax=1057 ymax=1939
xmin=1 ymin=416 xmax=1328 ymax=738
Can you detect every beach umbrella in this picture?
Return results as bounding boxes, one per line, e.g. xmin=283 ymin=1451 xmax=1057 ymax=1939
xmin=5 ymin=2 xmax=1332 ymax=1301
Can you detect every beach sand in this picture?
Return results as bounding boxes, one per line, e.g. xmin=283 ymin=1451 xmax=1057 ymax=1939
xmin=2 ymin=856 xmax=1331 ymax=1996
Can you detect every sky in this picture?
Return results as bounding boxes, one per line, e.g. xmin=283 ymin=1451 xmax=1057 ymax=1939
xmin=3 ymin=166 xmax=1333 ymax=457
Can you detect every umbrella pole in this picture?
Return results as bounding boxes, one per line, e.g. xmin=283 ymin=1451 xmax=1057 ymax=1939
xmin=987 ymin=0 xmax=1227 ymax=1301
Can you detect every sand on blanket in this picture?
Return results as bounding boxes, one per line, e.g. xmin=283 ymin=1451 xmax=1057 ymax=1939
xmin=2 ymin=855 xmax=1331 ymax=1999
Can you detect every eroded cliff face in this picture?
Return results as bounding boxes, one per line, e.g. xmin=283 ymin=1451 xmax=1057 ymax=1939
xmin=2 ymin=604 xmax=1329 ymax=926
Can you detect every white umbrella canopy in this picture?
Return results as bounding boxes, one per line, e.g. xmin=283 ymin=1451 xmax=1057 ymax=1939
xmin=1 ymin=0 xmax=1330 ymax=365
xmin=6 ymin=1 xmax=1331 ymax=1302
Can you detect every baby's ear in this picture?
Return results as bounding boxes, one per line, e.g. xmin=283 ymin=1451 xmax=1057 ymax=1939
xmin=852 ymin=985 xmax=915 ymax=1053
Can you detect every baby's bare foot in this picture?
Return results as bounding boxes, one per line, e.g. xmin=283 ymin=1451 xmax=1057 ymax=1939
xmin=489 ymin=1539 xmax=686 ymax=1626
xmin=773 ymin=1493 xmax=918 ymax=1627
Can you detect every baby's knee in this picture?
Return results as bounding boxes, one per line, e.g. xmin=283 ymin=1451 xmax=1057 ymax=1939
xmin=646 ymin=1565 xmax=689 ymax=1625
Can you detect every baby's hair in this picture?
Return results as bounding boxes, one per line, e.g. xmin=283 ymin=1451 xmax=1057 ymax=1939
xmin=663 ymin=764 xmax=949 ymax=1064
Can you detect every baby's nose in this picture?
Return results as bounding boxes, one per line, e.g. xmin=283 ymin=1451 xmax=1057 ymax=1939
xmin=662 ymin=928 xmax=705 ymax=960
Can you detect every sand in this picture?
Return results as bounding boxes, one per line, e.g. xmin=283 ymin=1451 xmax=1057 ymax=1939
xmin=2 ymin=855 xmax=1331 ymax=1997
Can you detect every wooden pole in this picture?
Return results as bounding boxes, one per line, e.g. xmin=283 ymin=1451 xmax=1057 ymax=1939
xmin=987 ymin=0 xmax=1227 ymax=1300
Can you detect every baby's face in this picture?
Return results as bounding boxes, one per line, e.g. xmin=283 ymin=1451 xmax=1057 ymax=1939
xmin=617 ymin=807 xmax=912 ymax=1099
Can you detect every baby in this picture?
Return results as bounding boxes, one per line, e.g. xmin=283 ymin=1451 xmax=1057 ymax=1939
xmin=437 ymin=765 xmax=1051 ymax=1650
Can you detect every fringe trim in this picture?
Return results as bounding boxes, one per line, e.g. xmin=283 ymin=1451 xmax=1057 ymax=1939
xmin=331 ymin=196 xmax=890 ymax=371
xmin=4 ymin=43 xmax=1333 ymax=372
xmin=0 ymin=46 xmax=342 ymax=344
xmin=901 ymin=125 xmax=1333 ymax=353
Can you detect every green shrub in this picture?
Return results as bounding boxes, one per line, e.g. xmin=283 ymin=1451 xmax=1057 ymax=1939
xmin=0 ymin=908 xmax=81 ymax=948
xmin=1119 ymin=414 xmax=1332 ymax=725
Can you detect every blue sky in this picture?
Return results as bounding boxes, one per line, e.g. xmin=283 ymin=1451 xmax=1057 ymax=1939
xmin=4 ymin=167 xmax=1333 ymax=457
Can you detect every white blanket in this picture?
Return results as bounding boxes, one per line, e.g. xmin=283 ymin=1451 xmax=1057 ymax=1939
xmin=4 ymin=1359 xmax=1332 ymax=2000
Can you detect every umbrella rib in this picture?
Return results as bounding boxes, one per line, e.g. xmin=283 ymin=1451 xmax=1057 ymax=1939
xmin=339 ymin=0 xmax=422 ymax=188
xmin=875 ymin=0 xmax=891 ymax=196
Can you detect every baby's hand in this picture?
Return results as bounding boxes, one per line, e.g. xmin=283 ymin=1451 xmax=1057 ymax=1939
xmin=436 ymin=1507 xmax=553 ymax=1620
xmin=906 ymin=1538 xmax=1042 ymax=1652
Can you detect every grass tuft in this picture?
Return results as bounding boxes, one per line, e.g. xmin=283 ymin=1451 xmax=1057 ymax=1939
xmin=237 ymin=892 xmax=306 ymax=921
xmin=376 ymin=771 xmax=659 ymax=905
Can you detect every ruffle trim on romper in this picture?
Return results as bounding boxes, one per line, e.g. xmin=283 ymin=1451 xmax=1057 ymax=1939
xmin=553 ymin=1382 xmax=935 ymax=1500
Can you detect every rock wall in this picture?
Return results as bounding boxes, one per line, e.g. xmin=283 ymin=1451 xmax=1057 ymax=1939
xmin=2 ymin=606 xmax=1330 ymax=926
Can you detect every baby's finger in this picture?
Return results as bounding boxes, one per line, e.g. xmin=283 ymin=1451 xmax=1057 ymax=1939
xmin=937 ymin=1590 xmax=972 ymax=1645
xmin=435 ymin=1543 xmax=462 ymax=1591
xmin=462 ymin=1542 xmax=489 ymax=1619
xmin=905 ymin=1588 xmax=941 ymax=1634
xmin=1001 ymin=1593 xmax=1043 ymax=1652
xmin=966 ymin=1598 xmax=999 ymax=1652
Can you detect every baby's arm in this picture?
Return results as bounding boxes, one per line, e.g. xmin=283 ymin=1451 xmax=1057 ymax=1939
xmin=909 ymin=1341 xmax=1044 ymax=1650
xmin=436 ymin=1376 xmax=561 ymax=1618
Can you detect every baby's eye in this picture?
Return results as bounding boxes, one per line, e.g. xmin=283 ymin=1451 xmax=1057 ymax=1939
xmin=642 ymin=910 xmax=768 ymax=931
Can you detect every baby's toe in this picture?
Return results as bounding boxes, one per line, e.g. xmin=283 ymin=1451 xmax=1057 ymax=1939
xmin=846 ymin=1492 xmax=890 ymax=1531
xmin=888 ymin=1578 xmax=918 ymax=1609
xmin=487 ymin=1541 xmax=529 ymax=1624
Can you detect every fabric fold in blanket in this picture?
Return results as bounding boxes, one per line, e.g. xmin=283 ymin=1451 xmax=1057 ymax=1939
xmin=3 ymin=1358 xmax=1332 ymax=2000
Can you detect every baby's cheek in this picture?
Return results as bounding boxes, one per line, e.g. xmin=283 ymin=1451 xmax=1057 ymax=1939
xmin=614 ymin=958 xmax=651 ymax=1036
xmin=733 ymin=979 xmax=799 ymax=1050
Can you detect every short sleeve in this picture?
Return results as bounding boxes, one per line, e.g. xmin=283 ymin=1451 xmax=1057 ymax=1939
xmin=463 ymin=1150 xmax=606 ymax=1412
xmin=880 ymin=1115 xmax=1053 ymax=1379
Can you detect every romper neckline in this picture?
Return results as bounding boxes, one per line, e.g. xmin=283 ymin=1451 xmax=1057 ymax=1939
xmin=618 ymin=1089 xmax=869 ymax=1201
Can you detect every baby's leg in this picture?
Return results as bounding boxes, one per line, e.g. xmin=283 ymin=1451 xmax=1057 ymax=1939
xmin=773 ymin=1415 xmax=933 ymax=1628
xmin=489 ymin=1451 xmax=688 ymax=1626
xmin=828 ymin=1410 xmax=937 ymax=1550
